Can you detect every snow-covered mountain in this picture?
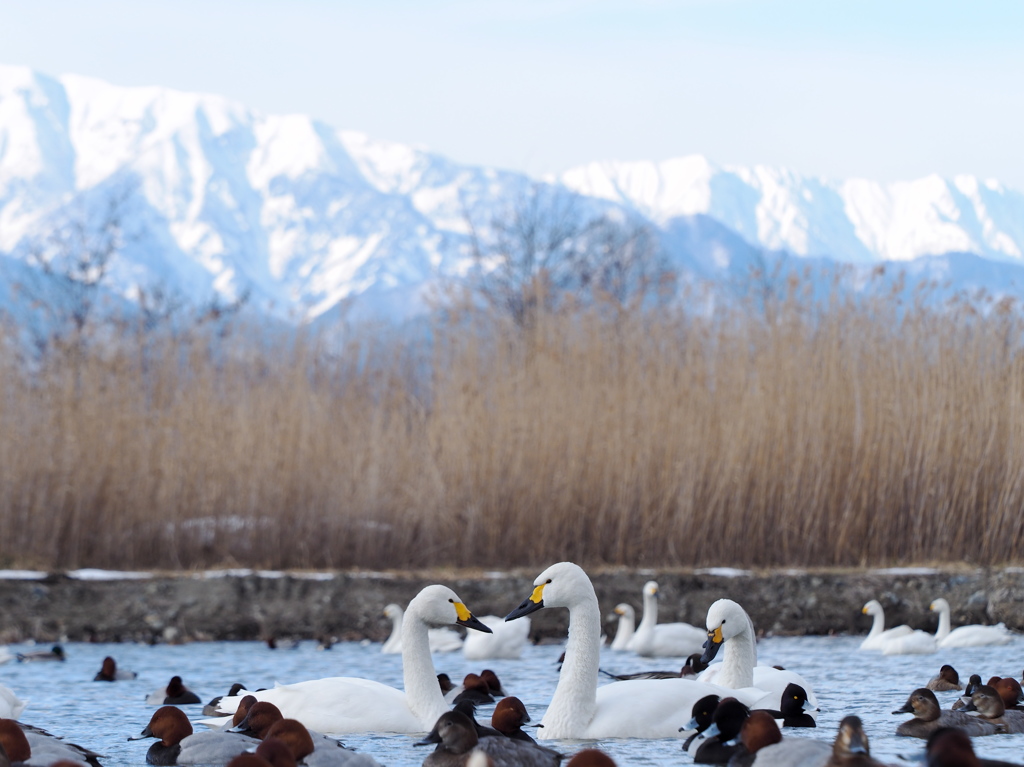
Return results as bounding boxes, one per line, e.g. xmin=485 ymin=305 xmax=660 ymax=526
xmin=2 ymin=64 xmax=1024 ymax=326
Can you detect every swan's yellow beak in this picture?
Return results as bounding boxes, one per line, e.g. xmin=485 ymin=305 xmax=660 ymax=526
xmin=454 ymin=602 xmax=492 ymax=633
xmin=614 ymin=606 xmax=623 ymax=615
xmin=700 ymin=624 xmax=725 ymax=664
xmin=861 ymin=606 xmax=868 ymax=614
xmin=929 ymin=602 xmax=936 ymax=611
xmin=506 ymin=582 xmax=546 ymax=621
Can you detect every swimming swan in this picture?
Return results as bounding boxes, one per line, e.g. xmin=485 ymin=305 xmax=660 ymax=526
xmin=625 ymin=581 xmax=705 ymax=657
xmin=697 ymin=599 xmax=819 ymax=717
xmin=608 ymin=604 xmax=635 ymax=651
xmin=462 ymin=615 xmax=531 ymax=660
xmin=214 ymin=585 xmax=491 ymax=734
xmin=381 ymin=604 xmax=465 ymax=654
xmin=858 ymin=600 xmax=913 ymax=651
xmin=504 ymin=562 xmax=762 ymax=739
xmin=929 ymin=598 xmax=1013 ymax=648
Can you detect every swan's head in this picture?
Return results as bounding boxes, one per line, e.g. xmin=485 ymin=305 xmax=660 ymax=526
xmin=643 ymin=581 xmax=659 ymax=599
xmin=929 ymin=598 xmax=949 ymax=613
xmin=862 ymin=599 xmax=882 ymax=616
xmin=408 ymin=585 xmax=492 ymax=633
xmin=383 ymin=603 xmax=402 ymax=619
xmin=613 ymin=603 xmax=634 ymax=621
xmin=505 ymin=561 xmax=593 ymax=620
xmin=700 ymin=599 xmax=752 ymax=664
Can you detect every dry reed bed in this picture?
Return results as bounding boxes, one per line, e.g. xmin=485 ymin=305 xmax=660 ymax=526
xmin=1 ymin=290 xmax=1023 ymax=571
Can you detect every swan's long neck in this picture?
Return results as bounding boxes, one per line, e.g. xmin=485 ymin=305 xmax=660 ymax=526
xmin=541 ymin=591 xmax=601 ymax=738
xmin=401 ymin=606 xmax=447 ymax=729
xmin=716 ymin=613 xmax=757 ymax=689
xmin=868 ymin=608 xmax=885 ymax=638
xmin=611 ymin=611 xmax=635 ymax=649
xmin=934 ymin=605 xmax=951 ymax=640
xmin=387 ymin=611 xmax=403 ymax=644
xmin=635 ymin=592 xmax=657 ymax=636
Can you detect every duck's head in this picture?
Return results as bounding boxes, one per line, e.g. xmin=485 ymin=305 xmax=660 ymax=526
xmin=779 ymin=683 xmax=817 ymax=716
xmin=680 ymin=693 xmax=720 ymax=733
xmin=833 ymin=716 xmax=871 ymax=759
xmin=740 ymin=711 xmax=781 ymax=755
xmin=506 ymin=561 xmax=592 ymax=620
xmin=480 ymin=669 xmax=503 ymax=695
xmin=130 ymin=706 xmax=193 ymax=747
xmin=415 ymin=710 xmax=479 ymax=754
xmin=892 ymin=688 xmax=940 ymax=721
xmin=565 ymin=749 xmax=618 ymax=767
xmin=937 ymin=664 xmax=960 ymax=686
xmin=995 ymin=677 xmax=1024 ymax=708
xmin=965 ymin=674 xmax=983 ymax=695
xmin=234 ymin=701 xmax=284 ymax=738
xmin=255 ymin=737 xmax=298 ymax=767
xmin=925 ymin=728 xmax=982 ymax=767
xmin=0 ymin=719 xmax=31 ymax=762
xmin=963 ymin=685 xmax=1005 ymax=719
xmin=492 ymin=696 xmax=530 ymax=734
xmin=707 ymin=697 xmax=749 ymax=742
xmin=929 ymin=598 xmax=950 ymax=613
xmin=264 ymin=719 xmax=314 ymax=762
xmin=232 ymin=694 xmax=258 ymax=727
xmin=410 ymin=585 xmax=492 ymax=633
xmin=701 ymin=598 xmax=752 ymax=664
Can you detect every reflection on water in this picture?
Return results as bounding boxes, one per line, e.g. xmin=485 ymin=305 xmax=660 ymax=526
xmin=2 ymin=635 xmax=1024 ymax=765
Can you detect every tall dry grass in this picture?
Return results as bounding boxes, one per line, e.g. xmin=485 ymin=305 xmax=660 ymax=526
xmin=1 ymin=278 xmax=1023 ymax=571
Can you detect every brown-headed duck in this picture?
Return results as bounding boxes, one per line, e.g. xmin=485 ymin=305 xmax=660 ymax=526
xmin=415 ymin=711 xmax=561 ymax=767
xmin=893 ymin=688 xmax=1002 ymax=738
xmin=926 ymin=665 xmax=961 ymax=692
xmin=129 ymin=705 xmax=259 ymax=765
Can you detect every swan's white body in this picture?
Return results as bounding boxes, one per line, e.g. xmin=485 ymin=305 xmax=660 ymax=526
xmin=858 ymin=599 xmax=914 ymax=651
xmin=625 ymin=581 xmax=706 ymax=657
xmin=880 ymin=628 xmax=937 ymax=655
xmin=462 ymin=615 xmax=530 ymax=660
xmin=0 ymin=683 xmax=27 ymax=719
xmin=381 ymin=603 xmax=464 ymax=654
xmin=213 ymin=585 xmax=486 ymax=734
xmin=696 ymin=599 xmax=819 ymax=716
xmin=931 ymin=598 xmax=1013 ymax=648
xmin=608 ymin=604 xmax=635 ymax=651
xmin=505 ymin=562 xmax=777 ymax=739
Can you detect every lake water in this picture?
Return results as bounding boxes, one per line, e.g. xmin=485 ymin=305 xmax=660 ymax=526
xmin=3 ymin=634 xmax=1023 ymax=765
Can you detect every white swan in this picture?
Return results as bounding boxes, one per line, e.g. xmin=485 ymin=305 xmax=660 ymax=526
xmin=608 ymin=604 xmax=635 ymax=651
xmin=930 ymin=598 xmax=1013 ymax=648
xmin=880 ymin=628 xmax=938 ymax=655
xmin=696 ymin=598 xmax=819 ymax=716
xmin=462 ymin=614 xmax=531 ymax=660
xmin=381 ymin=603 xmax=464 ymax=654
xmin=0 ymin=683 xmax=27 ymax=719
xmin=624 ymin=581 xmax=706 ymax=657
xmin=859 ymin=599 xmax=913 ymax=651
xmin=212 ymin=585 xmax=491 ymax=734
xmin=504 ymin=562 xmax=767 ymax=739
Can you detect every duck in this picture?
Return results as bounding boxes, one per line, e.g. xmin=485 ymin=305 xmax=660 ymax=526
xmin=693 ymin=697 xmax=749 ymax=764
xmin=504 ymin=562 xmax=762 ymax=739
xmin=479 ymin=671 xmax=506 ymax=698
xmin=490 ymin=697 xmax=534 ymax=743
xmin=204 ymin=685 xmax=250 ymax=717
xmin=451 ymin=701 xmax=502 ymax=739
xmin=0 ymin=719 xmax=104 ymax=767
xmin=959 ymin=685 xmax=1024 ymax=733
xmin=414 ymin=710 xmax=561 ymax=767
xmin=213 ymin=585 xmax=492 ymax=733
xmin=93 ymin=656 xmax=137 ymax=682
xmin=449 ymin=675 xmax=494 ymax=706
xmin=698 ymin=599 xmax=819 ymax=716
xmin=923 ymin=727 xmax=1024 ymax=767
xmin=225 ymin=738 xmax=297 ymax=767
xmin=756 ymin=683 xmax=817 ymax=728
xmin=15 ymin=646 xmax=65 ymax=663
xmin=930 ymin=599 xmax=1012 ymax=648
xmin=0 ymin=685 xmax=27 ymax=720
xmin=147 ymin=677 xmax=202 ymax=705
xmin=130 ymin=706 xmax=260 ymax=765
xmin=625 ymin=581 xmax=705 ymax=657
xmin=993 ymin=677 xmax=1024 ymax=709
xmin=893 ymin=688 xmax=1002 ymax=738
xmin=608 ymin=604 xmax=635 ymax=651
xmin=952 ymin=675 xmax=984 ymax=710
xmin=926 ymin=665 xmax=962 ymax=692
xmin=859 ymin=600 xmax=914 ymax=651
xmin=680 ymin=694 xmax=720 ymax=753
xmin=381 ymin=604 xmax=464 ymax=655
xmin=462 ymin=616 xmax=530 ymax=661
xmin=565 ymin=750 xmax=615 ymax=767
xmin=726 ymin=710 xmax=781 ymax=767
xmin=737 ymin=715 xmax=886 ymax=767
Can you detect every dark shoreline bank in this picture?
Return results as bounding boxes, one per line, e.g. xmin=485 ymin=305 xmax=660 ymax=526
xmin=1 ymin=566 xmax=1019 ymax=644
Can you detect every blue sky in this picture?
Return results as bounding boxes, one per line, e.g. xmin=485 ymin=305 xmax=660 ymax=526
xmin=2 ymin=0 xmax=1022 ymax=186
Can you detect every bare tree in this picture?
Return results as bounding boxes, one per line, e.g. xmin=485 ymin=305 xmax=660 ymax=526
xmin=464 ymin=182 xmax=674 ymax=327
